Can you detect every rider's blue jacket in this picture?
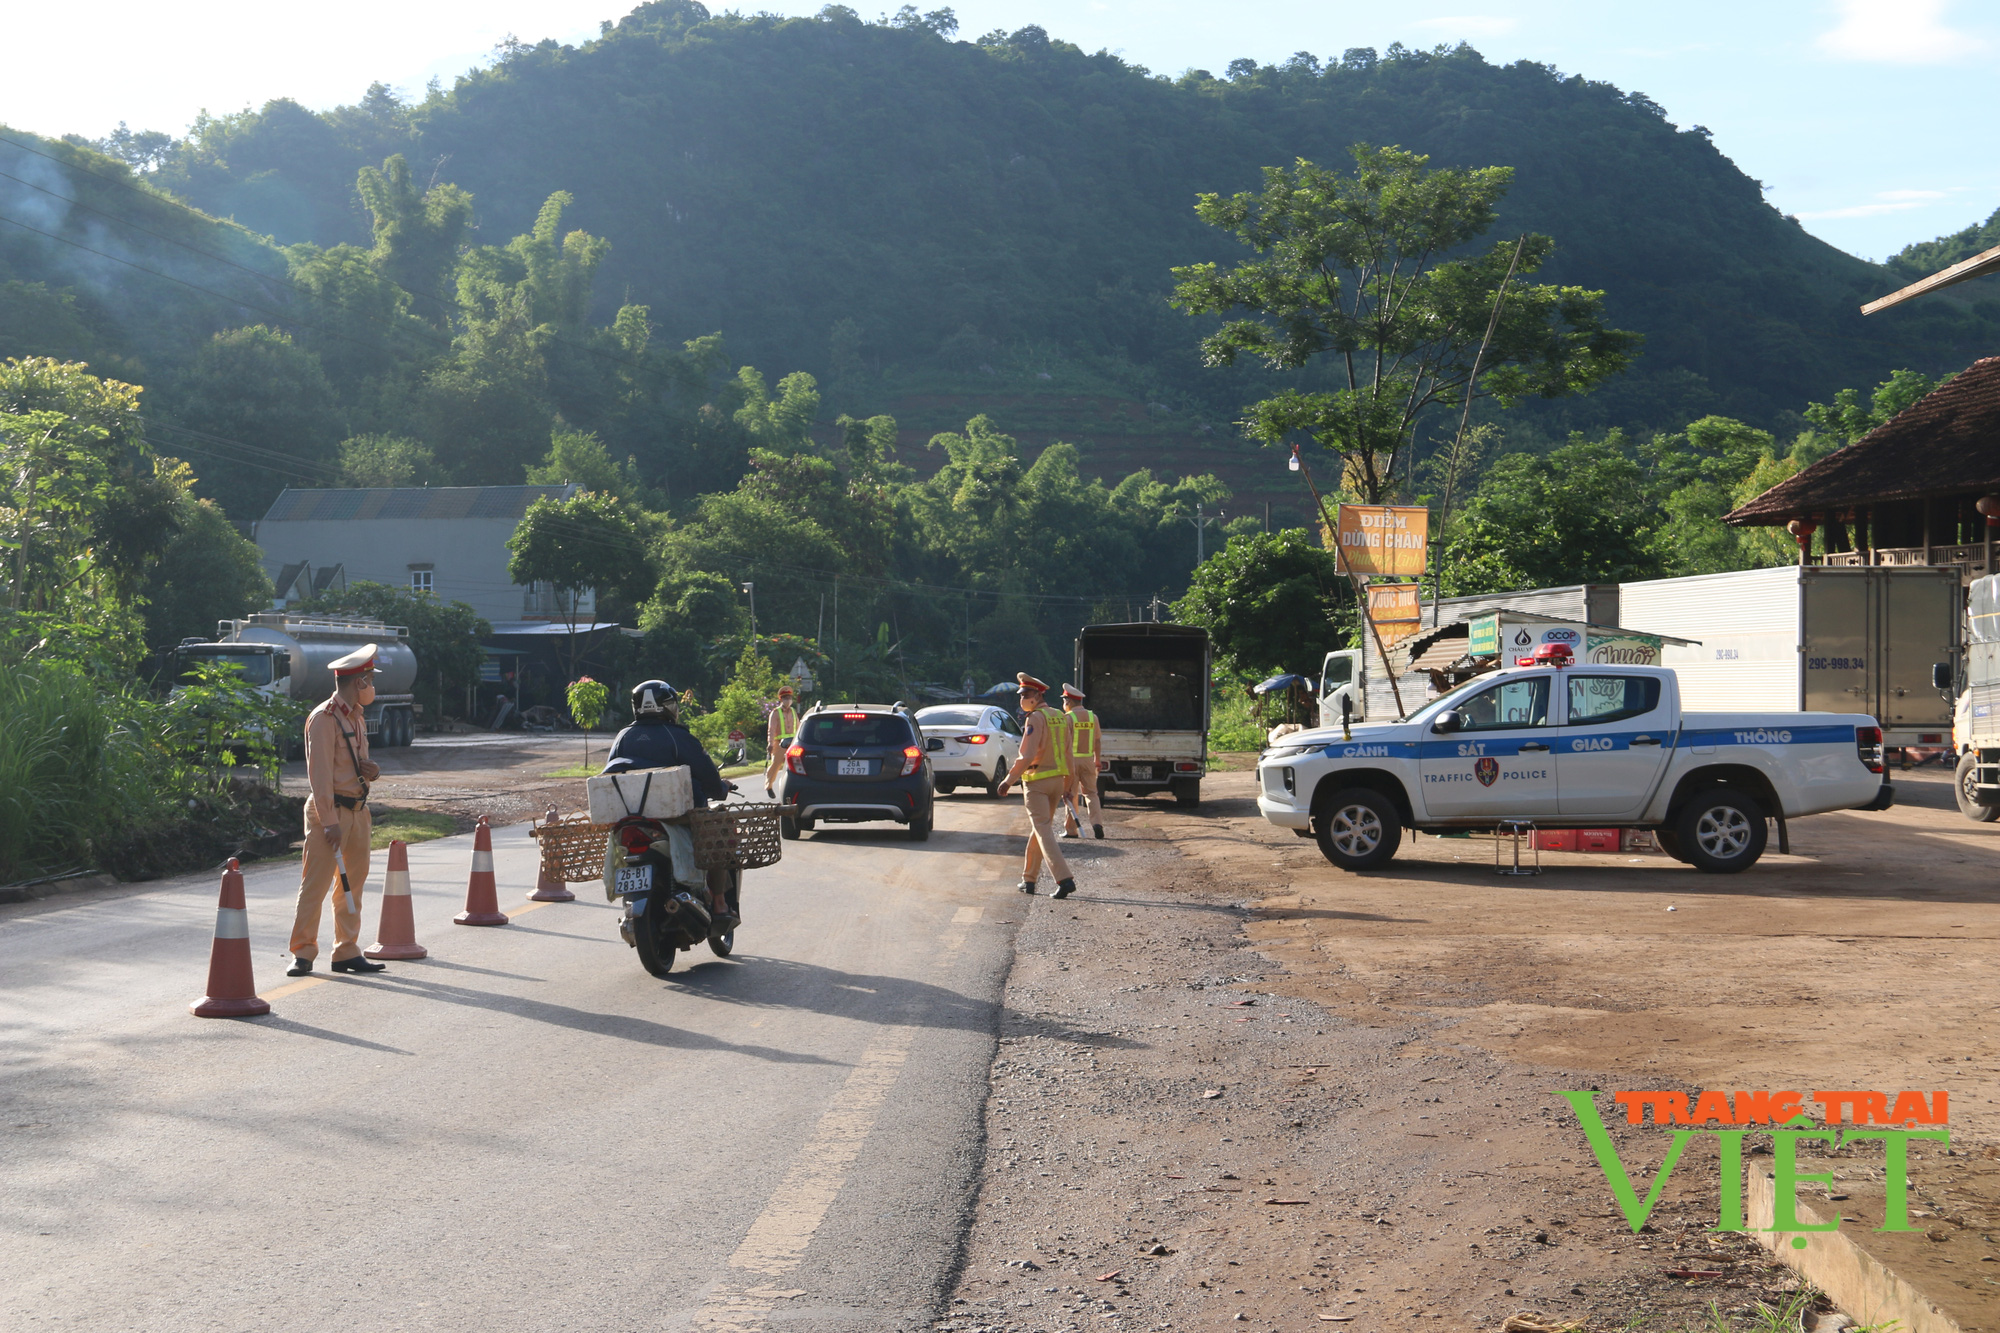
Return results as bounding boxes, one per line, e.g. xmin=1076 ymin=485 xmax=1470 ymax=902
xmin=602 ymin=721 xmax=728 ymax=803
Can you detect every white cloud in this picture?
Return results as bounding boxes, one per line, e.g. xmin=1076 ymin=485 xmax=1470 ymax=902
xmin=1797 ymin=189 xmax=1949 ymax=220
xmin=1412 ymin=15 xmax=1519 ymax=39
xmin=1817 ymin=0 xmax=1988 ymax=64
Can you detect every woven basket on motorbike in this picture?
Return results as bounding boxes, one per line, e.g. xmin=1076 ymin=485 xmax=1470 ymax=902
xmin=529 ymin=814 xmax=614 ymax=882
xmin=688 ymin=803 xmax=784 ymax=871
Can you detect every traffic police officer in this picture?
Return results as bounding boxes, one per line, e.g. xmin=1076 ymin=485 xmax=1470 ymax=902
xmin=996 ymin=673 xmax=1077 ymax=898
xmin=762 ymin=684 xmax=800 ymax=798
xmin=1061 ymin=683 xmax=1104 ymax=840
xmin=287 ymin=644 xmax=386 ymax=975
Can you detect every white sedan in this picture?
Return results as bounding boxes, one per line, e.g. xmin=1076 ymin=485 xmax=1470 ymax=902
xmin=914 ymin=704 xmax=1023 ymax=796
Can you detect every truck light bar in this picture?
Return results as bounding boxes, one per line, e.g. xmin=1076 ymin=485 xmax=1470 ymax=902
xmin=1515 ymin=643 xmax=1575 ymax=668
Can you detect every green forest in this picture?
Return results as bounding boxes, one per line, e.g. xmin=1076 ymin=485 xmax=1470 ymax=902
xmin=2 ymin=2 xmax=1997 ymax=878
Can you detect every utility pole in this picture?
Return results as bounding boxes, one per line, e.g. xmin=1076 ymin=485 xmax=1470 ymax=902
xmin=740 ymin=581 xmax=757 ymax=647
xmin=1146 ymin=595 xmax=1170 ymax=623
xmin=1185 ymin=502 xmax=1225 ymax=564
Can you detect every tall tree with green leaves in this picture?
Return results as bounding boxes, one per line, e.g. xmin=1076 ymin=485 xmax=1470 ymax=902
xmin=1170 ymin=145 xmax=1640 ymax=502
xmin=356 ymin=154 xmax=475 ymax=319
xmin=1173 ymin=529 xmax=1350 ymax=677
xmin=508 ymin=492 xmax=650 ymax=678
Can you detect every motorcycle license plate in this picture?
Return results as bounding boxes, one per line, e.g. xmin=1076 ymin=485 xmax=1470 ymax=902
xmin=614 ymin=864 xmax=653 ymax=896
xmin=1129 ymin=765 xmax=1154 ymax=780
xmin=837 ymin=759 xmax=871 ymax=776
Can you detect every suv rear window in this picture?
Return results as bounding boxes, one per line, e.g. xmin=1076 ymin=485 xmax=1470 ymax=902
xmin=799 ymin=713 xmax=915 ymax=747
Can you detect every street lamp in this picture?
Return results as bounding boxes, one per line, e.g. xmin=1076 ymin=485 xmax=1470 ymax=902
xmin=741 ymin=581 xmax=757 ymax=645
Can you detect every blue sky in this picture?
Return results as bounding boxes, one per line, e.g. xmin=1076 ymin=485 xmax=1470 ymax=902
xmin=6 ymin=0 xmax=1995 ymax=262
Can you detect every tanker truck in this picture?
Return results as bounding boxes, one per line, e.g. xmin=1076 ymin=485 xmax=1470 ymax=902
xmin=175 ymin=612 xmax=420 ymax=748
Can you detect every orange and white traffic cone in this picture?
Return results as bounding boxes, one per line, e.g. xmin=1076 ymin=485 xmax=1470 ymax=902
xmin=454 ymin=816 xmax=509 ymax=926
xmin=191 ymin=858 xmax=270 ymax=1018
xmin=529 ymin=811 xmax=576 ymax=903
xmin=366 ymin=839 xmax=427 ymax=959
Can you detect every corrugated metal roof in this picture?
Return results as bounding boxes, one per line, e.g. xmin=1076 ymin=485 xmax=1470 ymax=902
xmin=260 ymin=485 xmax=575 ymax=523
xmin=1726 ymin=356 xmax=2000 ymax=524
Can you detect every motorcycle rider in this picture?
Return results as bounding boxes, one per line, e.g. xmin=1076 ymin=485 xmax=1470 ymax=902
xmin=603 ymin=679 xmax=737 ymax=926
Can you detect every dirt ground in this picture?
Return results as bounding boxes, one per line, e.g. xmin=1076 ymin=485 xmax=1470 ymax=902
xmin=277 ymin=730 xmax=595 ymax=832
xmin=936 ymin=764 xmax=2000 ymax=1333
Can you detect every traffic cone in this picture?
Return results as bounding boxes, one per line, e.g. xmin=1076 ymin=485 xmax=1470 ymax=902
xmin=365 ymin=839 xmax=427 ymax=959
xmin=529 ymin=810 xmax=576 ymax=903
xmin=454 ymin=817 xmax=509 ymax=926
xmin=191 ymin=858 xmax=270 ymax=1018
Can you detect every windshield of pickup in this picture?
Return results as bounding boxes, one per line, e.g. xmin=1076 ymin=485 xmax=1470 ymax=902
xmin=1405 ymin=675 xmax=1500 ymax=725
xmin=179 ymin=650 xmax=273 ymax=686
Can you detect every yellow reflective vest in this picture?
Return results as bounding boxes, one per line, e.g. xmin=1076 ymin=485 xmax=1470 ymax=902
xmin=1023 ymin=708 xmax=1071 ymax=783
xmin=1067 ymin=706 xmax=1097 ymax=760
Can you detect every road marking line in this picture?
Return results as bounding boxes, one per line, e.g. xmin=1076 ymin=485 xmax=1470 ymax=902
xmin=690 ymin=1023 xmax=918 ymax=1329
xmin=259 ymin=976 xmax=328 ymax=1001
xmin=510 ymin=898 xmax=552 ymax=918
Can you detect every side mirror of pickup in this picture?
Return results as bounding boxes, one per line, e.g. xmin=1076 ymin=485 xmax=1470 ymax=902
xmin=1430 ymin=710 xmax=1464 ymax=735
xmin=1933 ymin=662 xmax=1953 ymax=691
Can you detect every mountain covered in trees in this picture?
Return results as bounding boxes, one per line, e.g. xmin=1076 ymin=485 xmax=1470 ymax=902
xmin=6 ymin=0 xmax=2000 ymax=702
xmin=12 ymin=2 xmax=1998 ymax=466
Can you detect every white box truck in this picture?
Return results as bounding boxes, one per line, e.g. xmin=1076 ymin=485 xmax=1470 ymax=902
xmin=1618 ymin=565 xmax=1959 ymax=750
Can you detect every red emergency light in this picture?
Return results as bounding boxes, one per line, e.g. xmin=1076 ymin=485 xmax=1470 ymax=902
xmin=1514 ymin=642 xmax=1575 ymax=668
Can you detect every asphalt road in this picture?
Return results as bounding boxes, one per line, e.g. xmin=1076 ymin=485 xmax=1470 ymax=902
xmin=1 ymin=795 xmax=1032 ymax=1332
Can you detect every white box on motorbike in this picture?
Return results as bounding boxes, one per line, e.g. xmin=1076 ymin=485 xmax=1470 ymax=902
xmin=587 ymin=767 xmax=693 ymax=823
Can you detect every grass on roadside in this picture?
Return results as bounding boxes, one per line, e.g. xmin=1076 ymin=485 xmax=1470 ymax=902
xmin=370 ymin=809 xmax=457 ymax=849
xmin=1607 ymin=1289 xmax=1892 ymax=1333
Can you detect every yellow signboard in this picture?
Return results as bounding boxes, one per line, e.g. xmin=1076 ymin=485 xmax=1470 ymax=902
xmin=1332 ymin=505 xmax=1430 ymax=577
xmin=1366 ymin=582 xmax=1424 ymax=648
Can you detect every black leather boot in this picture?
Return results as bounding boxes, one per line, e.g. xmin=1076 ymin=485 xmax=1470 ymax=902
xmin=331 ymin=956 xmax=387 ymax=974
xmin=1052 ymin=878 xmax=1076 ymax=899
xmin=285 ymin=956 xmax=313 ymax=976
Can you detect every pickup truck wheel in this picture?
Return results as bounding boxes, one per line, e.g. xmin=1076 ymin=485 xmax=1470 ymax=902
xmin=1313 ymin=787 xmax=1402 ymax=871
xmin=1675 ymin=788 xmax=1766 ymax=874
xmin=1955 ymin=752 xmax=2000 ymax=822
xmin=1653 ymin=828 xmax=1690 ymax=863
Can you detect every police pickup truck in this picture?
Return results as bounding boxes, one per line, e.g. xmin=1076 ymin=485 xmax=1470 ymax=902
xmin=1257 ymin=653 xmax=1890 ymax=874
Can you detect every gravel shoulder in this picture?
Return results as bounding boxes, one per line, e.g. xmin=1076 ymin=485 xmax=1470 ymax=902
xmin=936 ymin=767 xmax=2000 ymax=1333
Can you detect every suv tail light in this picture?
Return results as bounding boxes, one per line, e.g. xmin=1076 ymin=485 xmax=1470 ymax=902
xmin=901 ymin=745 xmax=923 ymax=776
xmin=786 ymin=743 xmax=806 ymax=775
xmin=1856 ymin=725 xmax=1884 ymax=774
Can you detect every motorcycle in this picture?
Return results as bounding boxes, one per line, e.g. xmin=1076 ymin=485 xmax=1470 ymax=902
xmin=602 ymin=787 xmax=780 ymax=978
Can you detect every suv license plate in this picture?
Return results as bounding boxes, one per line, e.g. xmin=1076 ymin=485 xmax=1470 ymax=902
xmin=838 ymin=759 xmax=871 ymax=776
xmin=1130 ymin=764 xmax=1154 ymax=780
xmin=615 ymin=864 xmax=653 ymax=896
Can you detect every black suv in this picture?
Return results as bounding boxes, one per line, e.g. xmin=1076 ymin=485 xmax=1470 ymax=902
xmin=777 ymin=704 xmax=935 ymax=841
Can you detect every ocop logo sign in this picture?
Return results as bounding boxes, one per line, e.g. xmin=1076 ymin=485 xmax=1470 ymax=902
xmin=1564 ymin=1088 xmax=1948 ymax=1239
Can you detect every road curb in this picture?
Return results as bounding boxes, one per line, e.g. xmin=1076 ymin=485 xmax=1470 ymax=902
xmin=0 ymin=872 xmax=119 ymax=905
xmin=1749 ymin=1168 xmax=1964 ymax=1332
